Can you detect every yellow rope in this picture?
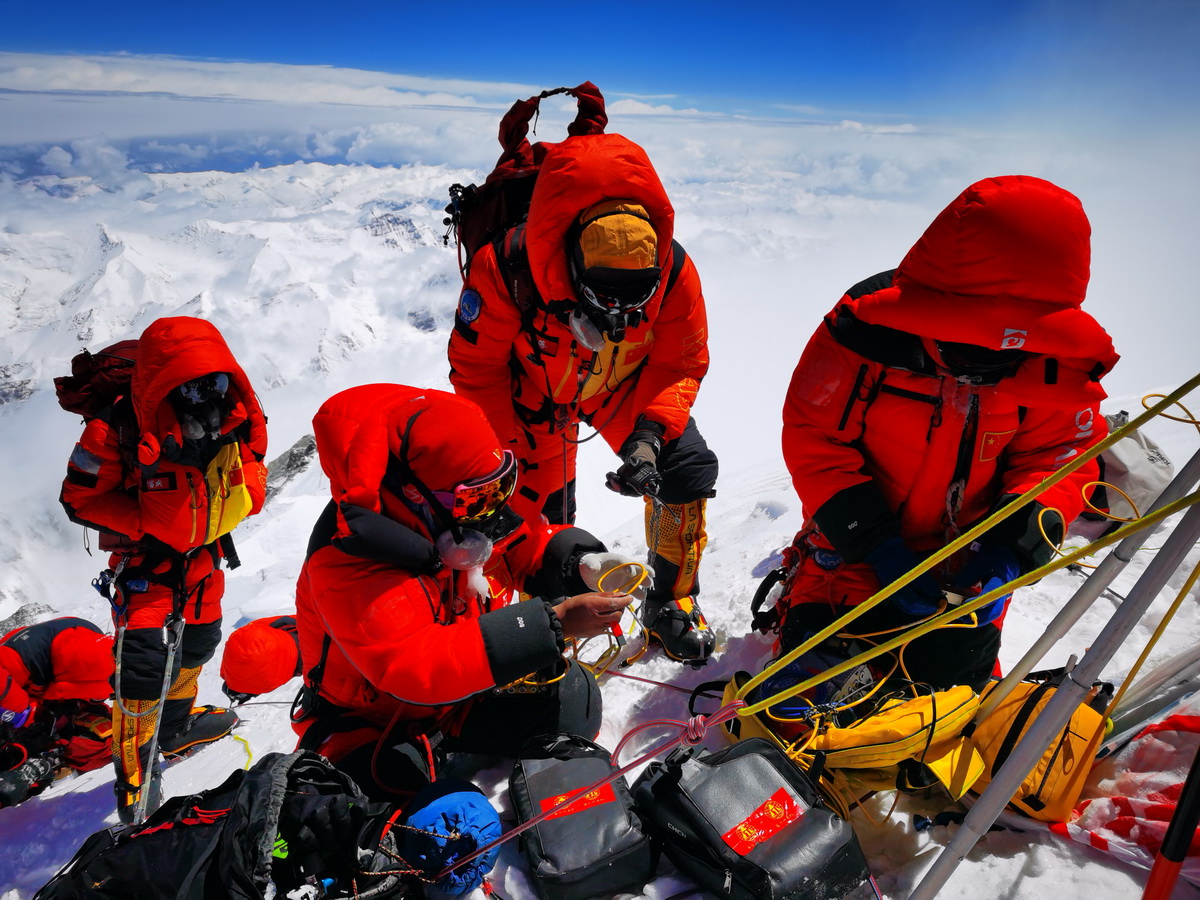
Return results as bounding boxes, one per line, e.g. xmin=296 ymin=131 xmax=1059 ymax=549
xmin=737 ymin=371 xmax=1200 ymax=711
xmin=739 ymin=489 xmax=1200 ymax=718
xmin=232 ymin=734 xmax=253 ymax=770
xmin=1103 ymin=556 xmax=1200 ymax=718
xmin=570 ymin=560 xmax=652 ymax=678
xmin=1141 ymin=396 xmax=1200 ymax=428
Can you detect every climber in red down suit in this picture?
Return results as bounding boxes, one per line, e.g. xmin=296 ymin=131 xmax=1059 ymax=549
xmin=775 ymin=175 xmax=1119 ymax=691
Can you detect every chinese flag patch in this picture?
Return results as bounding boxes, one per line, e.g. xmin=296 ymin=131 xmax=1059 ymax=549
xmin=539 ymin=783 xmax=617 ymax=820
xmin=721 ymin=787 xmax=806 ymax=855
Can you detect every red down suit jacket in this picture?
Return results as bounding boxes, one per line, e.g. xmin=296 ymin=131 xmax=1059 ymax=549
xmin=449 ymin=132 xmax=709 ymax=454
xmin=783 ymin=176 xmax=1120 ymax=568
xmin=293 ymin=384 xmax=603 ymax=758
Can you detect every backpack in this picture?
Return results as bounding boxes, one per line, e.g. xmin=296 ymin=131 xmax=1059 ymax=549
xmin=630 ymin=738 xmax=872 ymax=900
xmin=715 ymin=670 xmax=985 ymax=803
xmin=54 ymin=339 xmax=139 ymax=421
xmin=969 ymin=673 xmax=1112 ymax=823
xmin=443 ymin=81 xmax=607 ymax=282
xmin=509 ymin=732 xmax=656 ymax=900
xmin=34 ymin=750 xmax=411 ymax=900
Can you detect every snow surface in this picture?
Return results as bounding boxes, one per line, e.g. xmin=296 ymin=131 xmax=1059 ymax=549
xmin=2 ymin=154 xmax=1200 ymax=899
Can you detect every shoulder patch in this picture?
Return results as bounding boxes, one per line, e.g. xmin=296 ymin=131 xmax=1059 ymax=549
xmin=458 ymin=289 xmax=483 ymax=324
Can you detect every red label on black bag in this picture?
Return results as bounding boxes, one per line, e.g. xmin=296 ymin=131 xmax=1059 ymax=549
xmin=539 ymin=783 xmax=617 ymax=820
xmin=721 ymin=787 xmax=806 ymax=855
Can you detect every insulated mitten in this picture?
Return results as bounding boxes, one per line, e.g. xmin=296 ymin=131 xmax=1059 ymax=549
xmin=400 ymin=779 xmax=501 ymax=896
xmin=979 ymin=494 xmax=1065 ymax=573
xmin=864 ymin=536 xmax=945 ymax=617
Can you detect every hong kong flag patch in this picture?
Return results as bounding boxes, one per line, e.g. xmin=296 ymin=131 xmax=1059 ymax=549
xmin=141 ymin=472 xmax=177 ymax=492
xmin=539 ymin=783 xmax=617 ymax=820
xmin=721 ymin=787 xmax=807 ymax=855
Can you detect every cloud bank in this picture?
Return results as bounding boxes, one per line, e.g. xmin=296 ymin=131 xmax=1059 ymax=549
xmin=1 ymin=50 xmax=1197 ymax=412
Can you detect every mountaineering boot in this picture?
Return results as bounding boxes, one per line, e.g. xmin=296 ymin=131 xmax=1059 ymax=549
xmin=0 ymin=753 xmax=61 ymax=808
xmin=642 ymin=496 xmax=713 ymax=663
xmin=157 ymin=664 xmax=237 ymax=758
xmin=113 ymin=696 xmax=159 ymax=823
xmin=159 ymin=705 xmax=239 ymax=759
xmin=641 ymin=594 xmax=715 ymax=664
xmin=116 ymin=763 xmax=161 ymax=825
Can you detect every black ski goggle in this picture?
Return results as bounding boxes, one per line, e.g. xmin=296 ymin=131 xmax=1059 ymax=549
xmin=577 ymin=273 xmax=660 ymax=315
xmin=177 ymin=372 xmax=230 ymax=405
xmin=935 ymin=341 xmax=1026 ymax=376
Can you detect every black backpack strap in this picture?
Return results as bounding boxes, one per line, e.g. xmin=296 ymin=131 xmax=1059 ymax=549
xmin=665 ymin=240 xmax=688 ymax=294
xmin=495 ymin=222 xmax=540 ymax=316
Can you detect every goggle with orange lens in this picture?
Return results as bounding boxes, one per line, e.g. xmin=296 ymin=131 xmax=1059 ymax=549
xmin=433 ymin=450 xmax=518 ymax=522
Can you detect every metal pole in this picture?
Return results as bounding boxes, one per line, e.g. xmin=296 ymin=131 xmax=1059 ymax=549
xmin=133 ymin=612 xmax=185 ymax=825
xmin=910 ymin=500 xmax=1200 ymax=900
xmin=976 ymin=446 xmax=1200 ymax=723
xmin=1109 ymin=640 xmax=1200 ymax=733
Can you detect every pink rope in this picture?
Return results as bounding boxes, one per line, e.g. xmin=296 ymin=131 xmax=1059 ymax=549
xmin=433 ymin=700 xmax=746 ymax=880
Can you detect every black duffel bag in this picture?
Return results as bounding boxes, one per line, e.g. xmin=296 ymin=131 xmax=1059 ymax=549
xmin=509 ymin=732 xmax=657 ymax=900
xmin=631 ymin=737 xmax=871 ymax=900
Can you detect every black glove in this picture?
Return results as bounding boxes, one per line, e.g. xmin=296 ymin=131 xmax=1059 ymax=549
xmin=977 ymin=494 xmax=1065 ymax=575
xmin=606 ymin=418 xmax=666 ymax=497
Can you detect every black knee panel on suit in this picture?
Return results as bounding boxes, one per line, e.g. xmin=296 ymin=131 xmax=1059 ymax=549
xmin=656 ymin=418 xmax=719 ymax=505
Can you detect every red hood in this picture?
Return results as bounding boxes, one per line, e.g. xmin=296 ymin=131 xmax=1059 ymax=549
xmin=313 ymin=383 xmax=417 ymax=532
xmin=312 ymin=384 xmax=504 ymax=540
xmin=525 ymin=132 xmax=675 ymax=313
xmin=842 ymin=176 xmax=1118 ymax=405
xmin=132 ymin=316 xmax=267 ymax=459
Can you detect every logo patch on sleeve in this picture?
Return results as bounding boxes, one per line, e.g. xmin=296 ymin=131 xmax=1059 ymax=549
xmin=458 ymin=289 xmax=482 ymax=324
xmin=141 ymin=472 xmax=178 ymax=492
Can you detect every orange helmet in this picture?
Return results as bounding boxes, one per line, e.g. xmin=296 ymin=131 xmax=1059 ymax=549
xmin=219 ymin=617 xmax=301 ymax=704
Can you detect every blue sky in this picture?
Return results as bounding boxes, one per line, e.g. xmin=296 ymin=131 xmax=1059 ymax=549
xmin=1 ymin=0 xmax=1196 ymax=123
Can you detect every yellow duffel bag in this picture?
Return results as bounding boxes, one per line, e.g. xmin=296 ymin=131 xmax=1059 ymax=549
xmin=720 ymin=672 xmax=985 ymax=800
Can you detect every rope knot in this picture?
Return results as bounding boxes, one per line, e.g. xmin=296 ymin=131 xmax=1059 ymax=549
xmin=683 ymin=714 xmax=708 ymax=744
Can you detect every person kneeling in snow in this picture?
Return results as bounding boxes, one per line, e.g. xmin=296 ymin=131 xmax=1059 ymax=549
xmin=774 ymin=175 xmax=1119 ymax=691
xmin=0 ymin=617 xmax=114 ymax=808
xmin=292 ymin=384 xmax=639 ymax=802
xmin=219 ymin=615 xmax=302 ymax=705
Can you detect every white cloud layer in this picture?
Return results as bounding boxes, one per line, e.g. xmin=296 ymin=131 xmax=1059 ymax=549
xmin=1 ymin=50 xmax=1197 ymax=433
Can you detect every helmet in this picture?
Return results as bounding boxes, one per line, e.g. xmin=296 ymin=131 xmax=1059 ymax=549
xmin=567 ymin=201 xmax=661 ymax=345
xmin=219 ymin=617 xmax=301 ymax=703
